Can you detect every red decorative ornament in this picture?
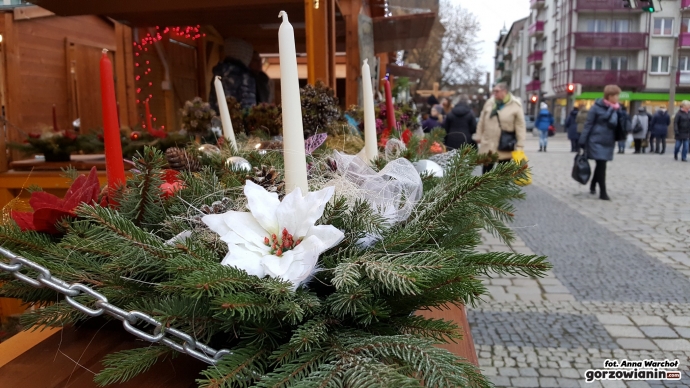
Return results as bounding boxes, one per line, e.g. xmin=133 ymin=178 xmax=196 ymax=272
xmin=11 ymin=167 xmax=100 ymax=234
xmin=160 ymin=169 xmax=185 ymax=198
xmin=130 ymin=131 xmax=141 ymax=140
xmin=401 ymin=129 xmax=413 ymax=145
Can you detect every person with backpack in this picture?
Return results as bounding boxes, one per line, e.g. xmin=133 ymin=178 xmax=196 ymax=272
xmin=673 ymin=100 xmax=690 ymax=162
xmin=535 ymin=102 xmax=554 ymax=152
xmin=650 ymin=107 xmax=671 ymax=154
xmin=630 ymin=107 xmax=649 ymax=154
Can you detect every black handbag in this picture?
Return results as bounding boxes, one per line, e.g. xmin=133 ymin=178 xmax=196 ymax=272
xmin=571 ymin=150 xmax=591 ymax=185
xmin=496 ymin=113 xmax=517 ymax=151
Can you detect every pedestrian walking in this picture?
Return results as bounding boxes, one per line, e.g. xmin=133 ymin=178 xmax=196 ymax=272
xmin=443 ymin=95 xmax=477 ymax=150
xmin=579 ymin=85 xmax=628 ymax=201
xmin=650 ymin=107 xmax=670 ymax=154
xmin=630 ymin=107 xmax=650 ymax=154
xmin=674 ymin=100 xmax=690 ymax=162
xmin=208 ymin=37 xmax=257 ymax=112
xmin=474 ymin=82 xmax=527 ymax=174
xmin=565 ymin=105 xmax=582 ymax=152
xmin=535 ymin=102 xmax=554 ymax=152
xmin=422 ymin=105 xmax=443 ymax=133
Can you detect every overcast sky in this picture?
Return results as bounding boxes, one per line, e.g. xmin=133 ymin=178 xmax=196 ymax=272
xmin=453 ymin=0 xmax=530 ymax=82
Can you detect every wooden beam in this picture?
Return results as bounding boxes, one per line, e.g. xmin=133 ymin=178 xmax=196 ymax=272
xmin=3 ymin=13 xmax=22 ymax=164
xmin=12 ymin=5 xmax=55 ymax=20
xmin=342 ymin=0 xmax=361 ymax=107
xmin=327 ymin=0 xmax=336 ymax=89
xmin=114 ymin=22 xmax=130 ymax=129
xmin=305 ymin=0 xmax=329 ymax=85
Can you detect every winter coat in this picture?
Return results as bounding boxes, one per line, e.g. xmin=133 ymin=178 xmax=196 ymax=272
xmin=650 ymin=110 xmax=671 ymax=137
xmin=579 ymin=99 xmax=628 ymax=161
xmin=651 ymin=110 xmax=671 ymax=137
xmin=209 ymin=57 xmax=257 ymax=113
xmin=535 ymin=109 xmax=554 ymax=132
xmin=443 ymin=102 xmax=477 ymax=149
xmin=674 ymin=110 xmax=690 ymax=140
xmin=565 ymin=109 xmax=580 ymax=140
xmin=576 ymin=109 xmax=589 ymax=133
xmin=630 ymin=113 xmax=649 ymax=140
xmin=422 ymin=116 xmax=442 ymax=133
xmin=474 ymin=94 xmax=526 ymax=161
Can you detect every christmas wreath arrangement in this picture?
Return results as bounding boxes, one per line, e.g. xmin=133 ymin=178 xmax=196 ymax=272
xmin=10 ymin=129 xmax=103 ymax=162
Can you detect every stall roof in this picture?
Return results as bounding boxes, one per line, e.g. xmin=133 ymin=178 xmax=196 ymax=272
xmin=373 ymin=12 xmax=435 ymax=53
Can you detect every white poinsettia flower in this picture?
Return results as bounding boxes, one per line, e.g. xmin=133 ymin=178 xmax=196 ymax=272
xmin=202 ymin=181 xmax=344 ymax=289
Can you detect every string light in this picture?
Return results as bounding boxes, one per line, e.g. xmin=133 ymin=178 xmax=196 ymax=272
xmin=133 ymin=25 xmax=204 ymax=128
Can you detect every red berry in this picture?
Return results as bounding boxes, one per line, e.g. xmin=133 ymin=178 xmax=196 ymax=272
xmin=264 ymin=237 xmax=270 ymax=245
xmin=276 ymin=248 xmax=283 ymax=256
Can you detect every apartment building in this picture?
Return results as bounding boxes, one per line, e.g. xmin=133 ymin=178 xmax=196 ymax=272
xmin=495 ymin=18 xmax=530 ymax=107
xmin=499 ymin=0 xmax=690 ymax=123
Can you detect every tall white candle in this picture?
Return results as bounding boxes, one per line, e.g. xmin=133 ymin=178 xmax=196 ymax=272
xmin=278 ymin=11 xmax=308 ymax=194
xmin=361 ymin=59 xmax=377 ymax=163
xmin=214 ymin=76 xmax=238 ymax=151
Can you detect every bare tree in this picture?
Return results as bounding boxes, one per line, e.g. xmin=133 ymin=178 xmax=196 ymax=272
xmin=407 ymin=1 xmax=482 ymax=90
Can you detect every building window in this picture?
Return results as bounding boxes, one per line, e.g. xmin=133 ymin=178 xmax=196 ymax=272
xmin=611 ymin=20 xmax=630 ymax=33
xmin=586 ymin=19 xmax=607 ymax=33
xmin=585 ymin=57 xmax=603 ymax=70
xmin=653 ymin=18 xmax=674 ymax=36
xmin=680 ymin=57 xmax=690 ymax=72
xmin=651 ymin=56 xmax=670 ymax=73
xmin=682 ymin=18 xmax=690 ymax=34
xmin=610 ymin=57 xmax=628 ymax=71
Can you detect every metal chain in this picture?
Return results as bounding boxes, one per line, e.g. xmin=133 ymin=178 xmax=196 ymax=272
xmin=0 ymin=246 xmax=232 ymax=365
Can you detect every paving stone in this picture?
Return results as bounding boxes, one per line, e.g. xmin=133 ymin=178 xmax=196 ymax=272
xmin=653 ymin=339 xmax=690 ymax=351
xmin=498 ymin=367 xmax=519 ymax=377
xmin=481 ymin=367 xmax=498 ymax=376
xmin=488 ymin=376 xmax=511 ymax=387
xmin=630 ymin=316 xmax=667 ymax=326
xmin=556 ymin=378 xmax=581 ymax=387
xmin=626 ymin=382 xmax=651 ymax=388
xmin=518 ymin=367 xmax=539 ymax=377
xmin=543 ymin=285 xmax=571 ymax=294
xmin=639 ymin=326 xmax=679 ymax=338
xmin=539 ymin=377 xmax=558 ymax=387
xmin=560 ymin=368 xmax=581 ymax=379
xmin=666 ymin=316 xmax=690 ymax=327
xmin=604 ymin=325 xmax=645 ymax=338
xmin=511 ymin=377 xmax=540 ymax=387
xmin=674 ymin=327 xmax=690 ymax=338
xmin=600 ymin=381 xmax=626 ymax=388
xmin=596 ymin=315 xmax=634 ymax=326
xmin=538 ymin=368 xmax=561 ymax=377
xmin=616 ymin=338 xmax=659 ymax=350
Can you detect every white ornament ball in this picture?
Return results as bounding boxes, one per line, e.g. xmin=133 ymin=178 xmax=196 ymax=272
xmin=197 ymin=144 xmax=221 ymax=156
xmin=225 ymin=156 xmax=251 ymax=172
xmin=414 ymin=159 xmax=444 ymax=178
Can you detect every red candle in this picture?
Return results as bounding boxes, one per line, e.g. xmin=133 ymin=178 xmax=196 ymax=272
xmin=384 ymin=79 xmax=396 ymax=131
xmin=52 ymin=104 xmax=58 ymax=131
xmin=99 ymin=49 xmax=126 ymax=197
xmin=145 ymin=100 xmax=154 ymax=134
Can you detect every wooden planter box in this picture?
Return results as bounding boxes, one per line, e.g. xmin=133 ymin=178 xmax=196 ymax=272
xmin=0 ymin=306 xmax=478 ymax=387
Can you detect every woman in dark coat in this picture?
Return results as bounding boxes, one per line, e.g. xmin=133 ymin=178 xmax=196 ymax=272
xmin=674 ymin=101 xmax=690 ymax=161
xmin=564 ymin=105 xmax=582 ymax=152
xmin=579 ymin=85 xmax=628 ymax=201
xmin=443 ymin=96 xmax=477 ymax=150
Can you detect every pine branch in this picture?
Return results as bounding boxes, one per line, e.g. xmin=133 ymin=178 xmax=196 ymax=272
xmin=94 ymin=346 xmax=174 ymax=386
xmin=117 ymin=146 xmax=167 ymax=230
xmin=463 ymin=252 xmax=552 ymax=278
xmin=198 ymin=346 xmax=268 ymax=388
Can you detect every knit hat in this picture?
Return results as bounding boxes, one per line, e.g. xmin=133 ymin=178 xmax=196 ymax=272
xmin=224 ymin=37 xmax=253 ymax=67
xmin=540 ymin=102 xmax=548 ymax=110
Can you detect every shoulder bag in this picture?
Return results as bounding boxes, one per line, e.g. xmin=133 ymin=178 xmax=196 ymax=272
xmin=496 ymin=112 xmax=517 ymax=151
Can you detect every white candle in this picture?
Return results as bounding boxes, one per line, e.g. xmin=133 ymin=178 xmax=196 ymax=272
xmin=278 ymin=11 xmax=308 ymax=194
xmin=214 ymin=76 xmax=238 ymax=151
xmin=361 ymin=59 xmax=377 ymax=163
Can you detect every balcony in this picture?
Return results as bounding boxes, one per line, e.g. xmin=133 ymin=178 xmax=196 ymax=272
xmin=573 ymin=33 xmax=647 ymax=50
xmin=527 ymin=50 xmax=544 ymax=64
xmin=681 ymin=33 xmax=690 ymax=48
xmin=530 ymin=0 xmax=545 ymax=9
xmin=529 ymin=21 xmax=545 ymax=37
xmin=683 ymin=0 xmax=690 ymax=10
xmin=576 ymin=0 xmax=641 ymax=11
xmin=525 ymin=80 xmax=541 ymax=92
xmin=496 ymin=61 xmax=505 ymax=71
xmin=572 ymin=70 xmax=645 ymax=88
xmin=678 ymin=72 xmax=690 ymax=85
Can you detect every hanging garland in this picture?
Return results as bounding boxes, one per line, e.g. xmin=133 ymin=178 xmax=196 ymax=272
xmin=133 ymin=26 xmax=205 ymax=130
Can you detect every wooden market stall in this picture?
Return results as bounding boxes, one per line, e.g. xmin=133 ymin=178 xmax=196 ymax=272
xmin=0 ymin=1 xmax=472 ymax=383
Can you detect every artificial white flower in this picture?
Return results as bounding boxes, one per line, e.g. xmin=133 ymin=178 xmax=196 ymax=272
xmin=203 ymin=181 xmax=344 ymax=289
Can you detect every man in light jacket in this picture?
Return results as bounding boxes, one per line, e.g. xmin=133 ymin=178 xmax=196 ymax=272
xmin=474 ymin=82 xmax=527 ymax=174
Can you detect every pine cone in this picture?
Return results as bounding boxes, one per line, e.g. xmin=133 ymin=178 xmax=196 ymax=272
xmin=166 ymin=147 xmax=201 ymax=172
xmin=192 ymin=198 xmax=231 ymax=224
xmin=247 ymin=165 xmax=285 ymax=195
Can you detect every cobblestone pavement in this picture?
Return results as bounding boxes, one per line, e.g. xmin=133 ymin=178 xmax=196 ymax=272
xmin=469 ymin=134 xmax=690 ymax=387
